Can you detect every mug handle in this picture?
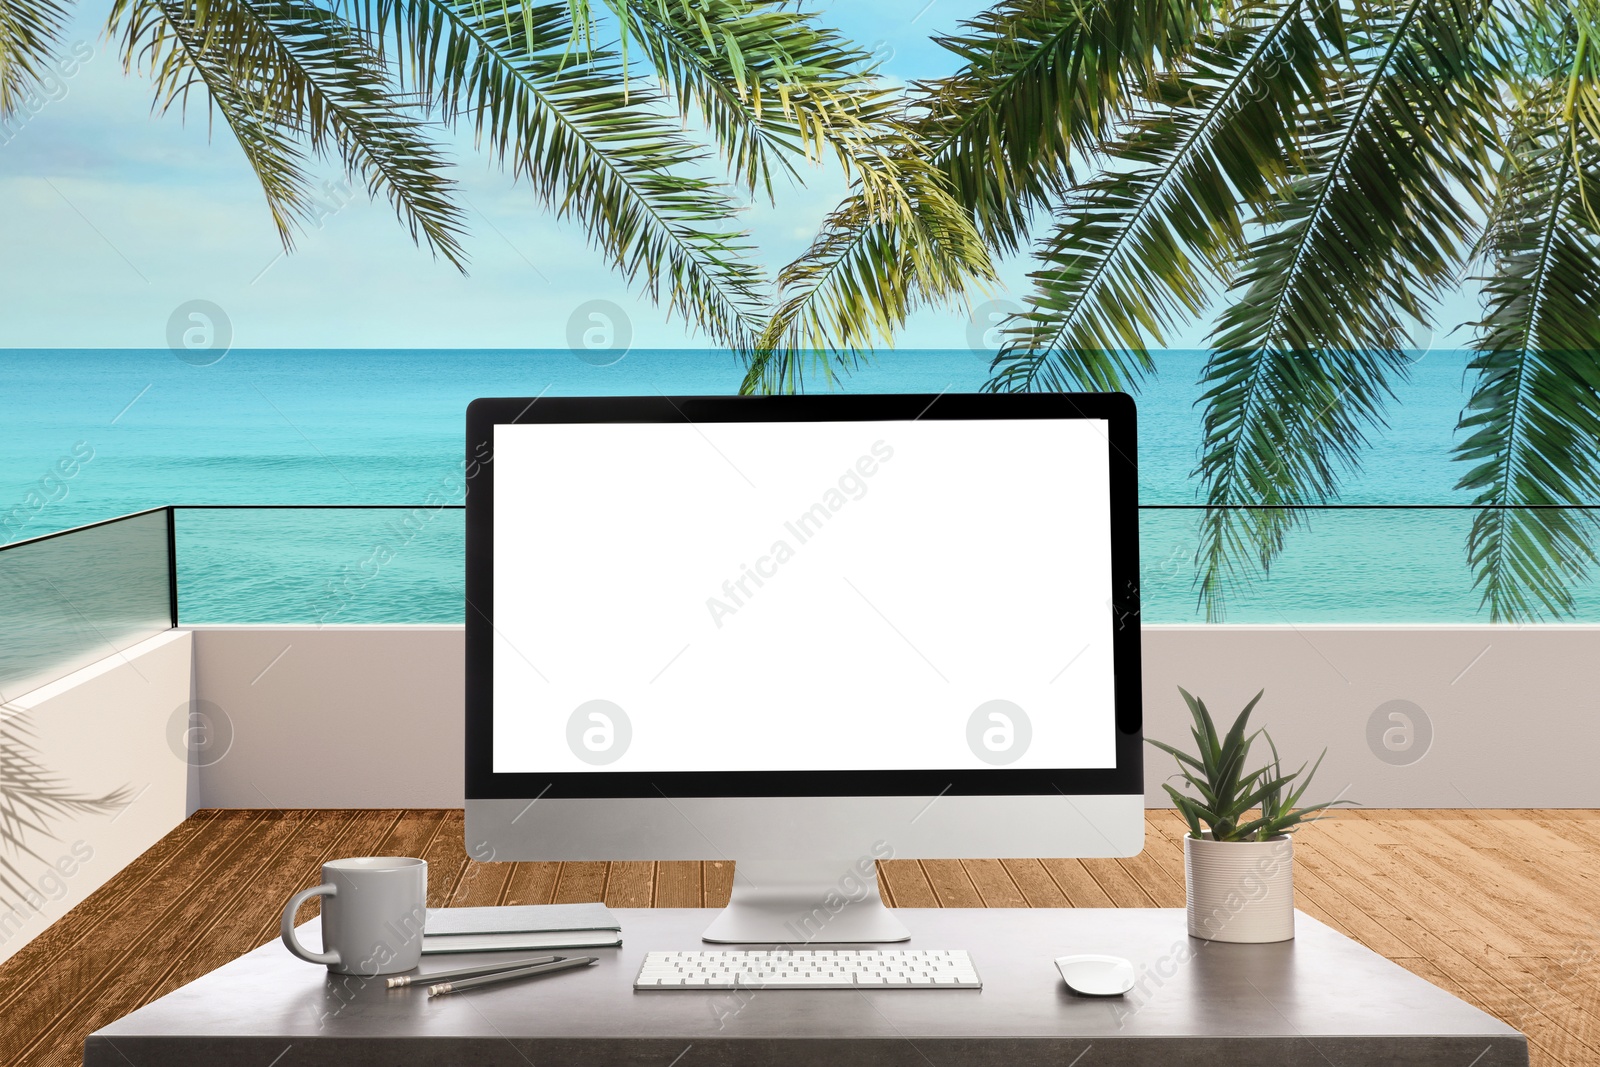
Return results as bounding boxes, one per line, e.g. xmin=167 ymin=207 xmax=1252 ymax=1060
xmin=281 ymin=883 xmax=341 ymax=967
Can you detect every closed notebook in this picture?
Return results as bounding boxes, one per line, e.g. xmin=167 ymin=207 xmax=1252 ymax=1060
xmin=422 ymin=902 xmax=622 ymax=954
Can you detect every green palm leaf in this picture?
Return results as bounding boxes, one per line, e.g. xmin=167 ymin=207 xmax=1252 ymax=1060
xmin=985 ymin=0 xmax=1327 ymax=395
xmin=921 ymin=0 xmax=1228 ymax=255
xmin=603 ymin=0 xmax=902 ymax=200
xmin=0 ymin=0 xmax=71 ymax=118
xmin=745 ymin=0 xmax=1219 ymax=394
xmin=1193 ymin=0 xmax=1495 ymax=619
xmin=746 ymin=156 xmax=994 ymax=394
xmin=1455 ymin=93 xmax=1600 ymax=620
xmin=349 ymin=0 xmax=763 ymax=347
xmin=111 ymin=0 xmax=467 ymax=267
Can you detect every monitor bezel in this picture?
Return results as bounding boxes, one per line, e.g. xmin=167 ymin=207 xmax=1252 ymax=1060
xmin=466 ymin=393 xmax=1142 ymax=799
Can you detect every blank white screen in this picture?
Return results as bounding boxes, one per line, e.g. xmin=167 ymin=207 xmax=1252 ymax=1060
xmin=493 ymin=418 xmax=1117 ymax=772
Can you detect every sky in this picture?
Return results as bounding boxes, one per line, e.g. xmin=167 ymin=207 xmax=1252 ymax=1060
xmin=0 ymin=0 xmax=1481 ymax=351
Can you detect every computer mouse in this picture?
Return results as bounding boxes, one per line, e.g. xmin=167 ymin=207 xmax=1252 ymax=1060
xmin=1055 ymin=954 xmax=1136 ymax=996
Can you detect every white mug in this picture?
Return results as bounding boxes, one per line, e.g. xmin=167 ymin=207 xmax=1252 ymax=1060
xmin=281 ymin=856 xmax=428 ymax=975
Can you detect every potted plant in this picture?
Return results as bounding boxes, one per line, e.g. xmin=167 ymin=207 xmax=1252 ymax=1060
xmin=1150 ymin=688 xmax=1351 ymax=943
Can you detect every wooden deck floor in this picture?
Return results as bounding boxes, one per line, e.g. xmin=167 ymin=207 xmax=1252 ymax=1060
xmin=1 ymin=808 xmax=1595 ymax=1066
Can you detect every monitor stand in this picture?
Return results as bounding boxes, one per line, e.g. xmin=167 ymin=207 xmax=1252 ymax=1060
xmin=701 ymin=859 xmax=912 ymax=944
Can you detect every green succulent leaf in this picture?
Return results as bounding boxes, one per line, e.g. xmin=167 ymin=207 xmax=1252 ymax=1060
xmin=1150 ymin=687 xmax=1348 ymax=840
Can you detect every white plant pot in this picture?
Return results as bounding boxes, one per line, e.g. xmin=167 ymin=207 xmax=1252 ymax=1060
xmin=1184 ymin=832 xmax=1295 ymax=943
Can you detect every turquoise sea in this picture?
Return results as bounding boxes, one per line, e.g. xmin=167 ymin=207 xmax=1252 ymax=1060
xmin=1 ymin=348 xmax=1594 ymax=624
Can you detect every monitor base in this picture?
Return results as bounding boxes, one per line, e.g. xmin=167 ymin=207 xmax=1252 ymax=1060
xmin=701 ymin=859 xmax=911 ymax=944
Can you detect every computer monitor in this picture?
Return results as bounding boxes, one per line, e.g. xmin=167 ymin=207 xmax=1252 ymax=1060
xmin=465 ymin=394 xmax=1142 ymax=943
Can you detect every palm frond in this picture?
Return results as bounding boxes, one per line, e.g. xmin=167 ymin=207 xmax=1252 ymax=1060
xmin=0 ymin=0 xmax=72 ymax=118
xmin=110 ymin=0 xmax=467 ymax=268
xmin=606 ymin=0 xmax=900 ymax=200
xmin=616 ymin=0 xmax=972 ymax=380
xmin=1455 ymin=92 xmax=1600 ymax=620
xmin=348 ymin=0 xmax=764 ymax=347
xmin=1193 ymin=0 xmax=1496 ymax=619
xmin=745 ymin=155 xmax=994 ymax=393
xmin=985 ymin=0 xmax=1327 ymax=395
xmin=746 ymin=0 xmax=1218 ymax=394
xmin=921 ymin=0 xmax=1225 ymax=255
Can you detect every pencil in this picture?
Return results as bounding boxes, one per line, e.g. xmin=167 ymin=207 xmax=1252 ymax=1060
xmin=386 ymin=956 xmax=562 ymax=988
xmin=426 ymin=955 xmax=597 ymax=996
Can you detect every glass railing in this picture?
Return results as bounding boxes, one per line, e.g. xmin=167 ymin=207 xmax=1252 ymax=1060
xmin=173 ymin=505 xmax=464 ymax=625
xmin=166 ymin=504 xmax=1600 ymax=625
xmin=0 ymin=509 xmax=176 ymax=701
xmin=1138 ymin=506 xmax=1600 ymax=622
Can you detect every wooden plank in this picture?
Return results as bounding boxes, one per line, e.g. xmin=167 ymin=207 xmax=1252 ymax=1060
xmin=652 ymin=861 xmax=702 ymax=907
xmin=13 ymin=809 xmax=315 ymax=1066
xmin=1302 ymin=818 xmax=1597 ymax=1067
xmin=1288 ymin=849 xmax=1411 ymax=957
xmin=1382 ymin=817 xmax=1600 ymax=957
xmin=1037 ymin=859 xmax=1114 ymax=907
xmin=1436 ymin=810 xmax=1593 ymax=856
xmin=1079 ymin=858 xmax=1157 ymax=908
xmin=878 ymin=858 xmax=937 ymax=908
xmin=1317 ymin=818 xmax=1531 ymax=957
xmin=1139 ymin=813 xmax=1192 ymax=891
xmin=371 ymin=809 xmax=451 ymax=864
xmin=552 ymin=861 xmax=609 ymax=903
xmin=418 ymin=810 xmax=473 ymax=908
xmin=451 ymin=861 xmax=515 ymax=908
xmin=1513 ymin=809 xmax=1600 ymax=854
xmin=1284 ymin=880 xmax=1345 ymax=936
xmin=1423 ymin=815 xmax=1600 ymax=924
xmin=0 ymin=809 xmax=222 ymax=1021
xmin=998 ymin=859 xmax=1070 ymax=907
xmin=0 ymin=810 xmax=263 ymax=1063
xmin=1116 ymin=852 xmax=1185 ymax=907
xmin=156 ymin=809 xmax=365 ymax=993
xmin=960 ymin=860 xmax=1027 ymax=907
xmin=704 ymin=860 xmax=734 ymax=908
xmin=604 ymin=862 xmax=655 ymax=908
xmin=920 ymin=860 xmax=983 ymax=907
xmin=501 ymin=862 xmax=561 ymax=906
xmin=1337 ymin=808 xmax=1408 ymax=844
xmin=1505 ymin=953 xmax=1600 ymax=1052
xmin=1293 ymin=827 xmax=1464 ymax=963
xmin=1292 ymin=833 xmax=1503 ymax=1007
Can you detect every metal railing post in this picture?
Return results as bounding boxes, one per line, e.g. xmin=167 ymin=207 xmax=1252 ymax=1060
xmin=166 ymin=506 xmax=179 ymax=628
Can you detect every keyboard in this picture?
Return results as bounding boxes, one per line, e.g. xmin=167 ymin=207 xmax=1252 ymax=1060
xmin=633 ymin=948 xmax=981 ymax=989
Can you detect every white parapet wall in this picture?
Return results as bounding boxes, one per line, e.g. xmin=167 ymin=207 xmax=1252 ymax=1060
xmin=0 ymin=629 xmax=192 ymax=966
xmin=188 ymin=624 xmax=1600 ymax=809
xmin=189 ymin=626 xmax=464 ymax=809
xmin=1142 ymin=625 xmax=1600 ymax=808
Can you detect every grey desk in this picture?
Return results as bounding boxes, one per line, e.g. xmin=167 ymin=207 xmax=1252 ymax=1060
xmin=86 ymin=908 xmax=1526 ymax=1066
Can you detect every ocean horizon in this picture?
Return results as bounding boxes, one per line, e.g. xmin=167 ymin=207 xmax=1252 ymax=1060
xmin=3 ymin=348 xmax=1593 ymax=624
